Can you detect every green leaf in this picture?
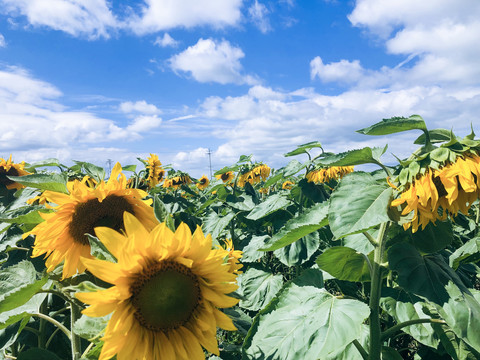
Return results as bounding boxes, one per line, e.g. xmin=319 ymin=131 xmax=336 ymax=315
xmin=7 ymin=173 xmax=68 ymax=194
xmin=282 ymin=159 xmax=305 ymax=176
xmin=284 ymin=141 xmax=322 ymax=157
xmin=25 ymin=158 xmax=64 ymax=169
xmin=17 ymin=348 xmax=62 ymax=360
xmin=388 ymin=243 xmax=469 ymax=304
xmin=223 ymin=308 xmax=252 ymax=336
xmin=243 ymin=283 xmax=370 ymax=360
xmin=410 ymin=220 xmax=453 ymax=254
xmin=357 ymin=115 xmax=427 ymax=136
xmin=153 ymin=194 xmax=169 ymax=222
xmin=432 ymin=322 xmax=480 ymax=360
xmin=238 ymin=268 xmax=283 ymax=311
xmin=342 ymin=231 xmax=375 ymax=254
xmin=73 ymin=314 xmax=108 ymax=340
xmin=122 ymin=164 xmax=137 ymax=172
xmin=449 ymin=236 xmax=480 ymax=269
xmin=262 ymin=201 xmax=329 ymax=251
xmin=316 ymin=247 xmax=373 ymax=282
xmin=0 ymin=293 xmax=47 ymax=330
xmin=245 ymin=194 xmax=291 ymax=221
xmin=202 ymin=211 xmax=235 ymax=241
xmin=274 ymin=231 xmax=320 ymax=266
xmin=226 ymin=194 xmax=255 ymax=212
xmin=414 ymin=129 xmax=454 ymax=145
xmin=76 ymin=161 xmax=105 ymax=183
xmin=241 ymin=235 xmax=270 ymax=262
xmin=214 ymin=165 xmax=239 ymax=176
xmin=317 ymin=147 xmax=387 ymax=167
xmin=435 ymin=284 xmax=480 ymax=353
xmin=263 ymin=172 xmax=283 ymax=188
xmin=87 ymin=234 xmax=116 ymax=263
xmin=329 ymin=172 xmax=393 ymax=239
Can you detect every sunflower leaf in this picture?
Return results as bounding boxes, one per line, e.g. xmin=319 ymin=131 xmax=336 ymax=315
xmin=238 ymin=268 xmax=283 ymax=311
xmin=449 ymin=236 xmax=480 ymax=270
xmin=6 ymin=173 xmax=68 ymax=194
xmin=87 ymin=234 xmax=117 ymax=263
xmin=357 ymin=115 xmax=427 ymax=136
xmin=316 ymin=247 xmax=374 ymax=282
xmin=284 ymin=141 xmax=323 ymax=157
xmin=245 ymin=194 xmax=292 ymax=221
xmin=316 ymin=146 xmax=387 ymax=167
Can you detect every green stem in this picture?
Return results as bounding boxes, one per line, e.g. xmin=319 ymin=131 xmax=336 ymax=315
xmin=474 ymin=204 xmax=480 ymax=236
xmin=381 ymin=318 xmax=446 ymax=342
xmin=70 ymin=303 xmax=82 ymax=360
xmin=373 ymin=160 xmax=392 ymax=178
xmin=45 ymin=328 xmax=61 ymax=349
xmin=363 ymin=231 xmax=377 ymax=247
xmin=37 ymin=297 xmax=48 ymax=348
xmin=352 ymin=339 xmax=369 ymax=360
xmin=368 ymin=221 xmax=389 ymax=360
xmin=31 ymin=313 xmax=71 ymax=339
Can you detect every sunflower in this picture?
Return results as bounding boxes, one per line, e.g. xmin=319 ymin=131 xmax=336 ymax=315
xmin=218 ymin=239 xmax=243 ymax=274
xmin=196 ymin=175 xmax=210 ymax=190
xmin=24 ymin=163 xmax=158 ymax=279
xmin=306 ymin=166 xmax=354 ymax=184
xmin=76 ymin=213 xmax=240 ymax=360
xmin=146 ymin=154 xmax=165 ymax=189
xmin=282 ymin=181 xmax=294 ymax=190
xmin=0 ymin=155 xmax=31 ymax=190
xmin=215 ymin=171 xmax=234 ymax=183
xmin=391 ymin=153 xmax=480 ymax=233
xmin=238 ymin=164 xmax=270 ymax=187
xmin=163 ymin=174 xmax=192 ymax=190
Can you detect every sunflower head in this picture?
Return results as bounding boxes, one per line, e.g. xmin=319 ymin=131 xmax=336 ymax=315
xmin=306 ymin=166 xmax=354 ymax=184
xmin=76 ymin=213 xmax=240 ymax=360
xmin=163 ymin=172 xmax=192 ymax=190
xmin=215 ymin=171 xmax=235 ymax=183
xmin=196 ymin=175 xmax=210 ymax=190
xmin=0 ymin=155 xmax=31 ymax=190
xmin=237 ymin=164 xmax=270 ymax=187
xmin=25 ymin=162 xmax=158 ymax=279
xmin=282 ymin=180 xmax=294 ymax=190
xmin=146 ymin=153 xmax=165 ymax=188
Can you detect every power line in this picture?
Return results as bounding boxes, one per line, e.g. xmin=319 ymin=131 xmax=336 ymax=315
xmin=207 ymin=148 xmax=213 ymax=179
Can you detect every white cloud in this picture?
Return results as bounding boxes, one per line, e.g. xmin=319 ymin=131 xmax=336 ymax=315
xmin=119 ymin=100 xmax=162 ymax=115
xmin=127 ymin=0 xmax=243 ymax=35
xmin=310 ymin=56 xmax=365 ymax=83
xmin=248 ymin=1 xmax=272 ymax=33
xmin=169 ymin=38 xmax=258 ymax=85
xmin=0 ymin=34 xmax=5 ymax=47
xmin=126 ymin=115 xmax=162 ymax=133
xmin=154 ymin=33 xmax=179 ymax=47
xmin=0 ymin=0 xmax=117 ymax=39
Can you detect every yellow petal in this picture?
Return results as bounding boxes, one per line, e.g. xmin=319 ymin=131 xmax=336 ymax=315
xmin=81 ymin=257 xmax=124 ymax=284
xmin=94 ymin=226 xmax=128 ymax=260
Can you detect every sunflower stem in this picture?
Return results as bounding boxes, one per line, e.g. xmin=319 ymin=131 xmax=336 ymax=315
xmin=70 ymin=302 xmax=82 ymax=360
xmin=352 ymin=339 xmax=369 ymax=360
xmin=30 ymin=313 xmax=71 ymax=339
xmin=381 ymin=318 xmax=446 ymax=342
xmin=368 ymin=221 xmax=389 ymax=360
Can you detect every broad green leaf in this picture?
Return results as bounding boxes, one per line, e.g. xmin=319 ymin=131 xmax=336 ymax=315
xmin=241 ymin=235 xmax=270 ymax=262
xmin=324 ymin=324 xmax=370 ymax=360
xmin=238 ymin=268 xmax=283 ymax=311
xmin=223 ymin=308 xmax=252 ymax=335
xmin=214 ymin=165 xmax=239 ymax=176
xmin=7 ymin=173 xmax=68 ymax=194
xmin=298 ymin=178 xmax=326 ymax=202
xmin=410 ymin=220 xmax=453 ymax=254
xmin=329 ymin=172 xmax=393 ymax=239
xmin=284 ymin=141 xmax=322 ymax=157
xmin=432 ymin=322 xmax=480 ymax=360
xmin=341 ymin=231 xmax=375 ymax=254
xmin=153 ymin=194 xmax=169 ymax=222
xmin=243 ymin=283 xmax=370 ymax=360
xmin=357 ymin=115 xmax=427 ymax=136
xmin=79 ymin=161 xmax=105 ymax=182
xmin=245 ymin=194 xmax=291 ymax=221
xmin=73 ymin=314 xmax=109 ymax=340
xmin=316 ymin=147 xmax=387 ymax=167
xmin=380 ymin=288 xmax=439 ymax=348
xmin=316 ymin=247 xmax=373 ymax=282
xmin=0 ymin=261 xmax=43 ymax=307
xmin=202 ymin=211 xmax=235 ymax=241
xmin=262 ymin=201 xmax=329 ymax=251
xmin=414 ymin=129 xmax=453 ymax=144
xmin=226 ymin=194 xmax=255 ymax=212
xmin=263 ymin=171 xmax=283 ymax=188
xmin=435 ymin=284 xmax=480 ymax=353
xmin=293 ymin=268 xmax=324 ymax=288
xmin=388 ymin=243 xmax=469 ymax=304
xmin=0 ymin=293 xmax=47 ymax=330
xmin=282 ymin=159 xmax=305 ymax=176
xmin=274 ymin=231 xmax=320 ymax=266
xmin=17 ymin=348 xmax=62 ymax=360
xmin=449 ymin=236 xmax=480 ymax=269
xmin=121 ymin=164 xmax=137 ymax=172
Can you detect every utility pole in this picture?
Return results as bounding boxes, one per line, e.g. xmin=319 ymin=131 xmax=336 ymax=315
xmin=207 ymin=149 xmax=213 ymax=179
xmin=106 ymin=159 xmax=113 ymax=177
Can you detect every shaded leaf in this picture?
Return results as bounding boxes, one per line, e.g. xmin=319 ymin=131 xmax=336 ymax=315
xmin=449 ymin=236 xmax=480 ymax=270
xmin=274 ymin=231 xmax=320 ymax=266
xmin=238 ymin=268 xmax=283 ymax=311
xmin=245 ymin=194 xmax=291 ymax=221
xmin=316 ymin=247 xmax=373 ymax=282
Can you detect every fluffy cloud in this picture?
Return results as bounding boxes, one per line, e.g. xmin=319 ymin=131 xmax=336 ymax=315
xmin=119 ymin=100 xmax=162 ymax=115
xmin=0 ymin=0 xmax=117 ymax=39
xmin=248 ymin=1 xmax=272 ymax=33
xmin=0 ymin=34 xmax=5 ymax=47
xmin=154 ymin=33 xmax=179 ymax=47
xmin=126 ymin=115 xmax=162 ymax=133
xmin=310 ymin=57 xmax=365 ymax=83
xmin=126 ymin=0 xmax=243 ymax=35
xmin=169 ymin=38 xmax=258 ymax=85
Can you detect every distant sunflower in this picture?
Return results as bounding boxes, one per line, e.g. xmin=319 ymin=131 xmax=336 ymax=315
xmin=215 ymin=171 xmax=234 ymax=183
xmin=238 ymin=164 xmax=270 ymax=187
xmin=306 ymin=166 xmax=354 ymax=184
xmin=391 ymin=154 xmax=480 ymax=233
xmin=76 ymin=213 xmax=240 ymax=360
xmin=282 ymin=181 xmax=294 ymax=190
xmin=163 ymin=174 xmax=192 ymax=190
xmin=196 ymin=175 xmax=210 ymax=190
xmin=146 ymin=154 xmax=165 ymax=188
xmin=218 ymin=239 xmax=243 ymax=274
xmin=0 ymin=155 xmax=31 ymax=190
xmin=25 ymin=163 xmax=158 ymax=279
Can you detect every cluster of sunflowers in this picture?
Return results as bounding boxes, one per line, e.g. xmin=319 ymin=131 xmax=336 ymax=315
xmin=305 ymin=165 xmax=354 ymax=184
xmin=2 ymin=157 xmax=242 ymax=360
xmin=215 ymin=164 xmax=271 ymax=188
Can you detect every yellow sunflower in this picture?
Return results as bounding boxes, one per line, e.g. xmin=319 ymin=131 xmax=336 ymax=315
xmin=146 ymin=154 xmax=165 ymax=189
xmin=196 ymin=175 xmax=210 ymax=190
xmin=0 ymin=155 xmax=31 ymax=190
xmin=218 ymin=239 xmax=243 ymax=274
xmin=76 ymin=213 xmax=240 ymax=360
xmin=238 ymin=164 xmax=270 ymax=187
xmin=391 ymin=153 xmax=480 ymax=233
xmin=215 ymin=171 xmax=234 ymax=183
xmin=163 ymin=174 xmax=192 ymax=190
xmin=25 ymin=163 xmax=158 ymax=279
xmin=282 ymin=181 xmax=294 ymax=190
xmin=306 ymin=166 xmax=354 ymax=184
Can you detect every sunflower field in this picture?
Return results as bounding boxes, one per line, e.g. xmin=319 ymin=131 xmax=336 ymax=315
xmin=1 ymin=115 xmax=480 ymax=360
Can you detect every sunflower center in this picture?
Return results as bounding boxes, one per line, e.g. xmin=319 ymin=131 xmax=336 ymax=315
xmin=68 ymin=194 xmax=134 ymax=245
xmin=432 ymin=175 xmax=448 ymax=198
xmin=0 ymin=166 xmax=19 ymax=187
xmin=130 ymin=261 xmax=201 ymax=332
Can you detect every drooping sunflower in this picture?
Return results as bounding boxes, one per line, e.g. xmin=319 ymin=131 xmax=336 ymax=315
xmin=391 ymin=153 xmax=480 ymax=233
xmin=306 ymin=166 xmax=354 ymax=184
xmin=282 ymin=180 xmax=294 ymax=190
xmin=146 ymin=153 xmax=165 ymax=189
xmin=0 ymin=155 xmax=31 ymax=190
xmin=76 ymin=213 xmax=240 ymax=360
xmin=163 ymin=174 xmax=192 ymax=190
xmin=215 ymin=171 xmax=234 ymax=183
xmin=238 ymin=164 xmax=270 ymax=187
xmin=25 ymin=163 xmax=158 ymax=279
xmin=196 ymin=175 xmax=210 ymax=190
xmin=218 ymin=238 xmax=243 ymax=274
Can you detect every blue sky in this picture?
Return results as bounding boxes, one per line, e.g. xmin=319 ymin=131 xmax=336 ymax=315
xmin=1 ymin=0 xmax=480 ymax=177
